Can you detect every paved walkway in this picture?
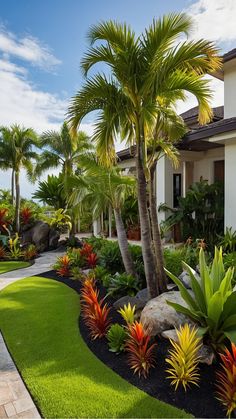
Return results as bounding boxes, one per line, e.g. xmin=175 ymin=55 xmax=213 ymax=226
xmin=0 ymin=250 xmax=64 ymax=418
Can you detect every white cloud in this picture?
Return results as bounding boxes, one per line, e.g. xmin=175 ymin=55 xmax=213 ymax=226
xmin=0 ymin=27 xmax=61 ymax=70
xmin=187 ymin=0 xmax=236 ymax=45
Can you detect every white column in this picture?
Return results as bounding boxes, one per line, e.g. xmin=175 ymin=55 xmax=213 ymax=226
xmin=156 ymin=156 xmax=173 ymax=223
xmin=93 ymin=218 xmax=101 ymax=236
xmin=225 ymin=141 xmax=236 ymax=231
xmin=108 ymin=206 xmax=112 ymax=238
xmin=182 ymin=161 xmax=186 ymax=198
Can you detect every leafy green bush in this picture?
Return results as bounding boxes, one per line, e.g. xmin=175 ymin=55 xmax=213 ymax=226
xmin=67 ymin=248 xmax=84 ymax=267
xmin=165 ymin=247 xmax=236 ymax=349
xmin=129 ymin=244 xmax=145 ymax=285
xmin=91 ymin=266 xmax=112 ymax=288
xmin=108 ymin=273 xmax=139 ymax=298
xmin=107 ymin=323 xmax=127 ymax=353
xmin=218 ymin=227 xmax=236 ymax=253
xmin=163 ymin=247 xmax=186 ymax=277
xmin=99 ymin=241 xmax=124 ymax=274
xmin=84 ymin=237 xmax=107 ymax=253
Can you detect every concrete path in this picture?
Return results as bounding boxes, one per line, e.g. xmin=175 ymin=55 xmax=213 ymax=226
xmin=0 ymin=250 xmax=64 ymax=418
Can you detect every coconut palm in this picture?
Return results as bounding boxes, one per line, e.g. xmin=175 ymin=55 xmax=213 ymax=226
xmin=0 ymin=127 xmax=17 ymax=204
xmin=32 ymin=174 xmax=67 ymax=210
xmin=35 ymin=122 xmax=92 ymax=234
xmin=68 ymin=155 xmax=136 ymax=276
xmin=0 ymin=124 xmax=39 ymax=232
xmin=68 ymin=14 xmax=221 ymax=298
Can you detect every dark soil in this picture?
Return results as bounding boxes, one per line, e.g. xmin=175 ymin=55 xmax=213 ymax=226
xmin=40 ymin=270 xmax=226 ymax=419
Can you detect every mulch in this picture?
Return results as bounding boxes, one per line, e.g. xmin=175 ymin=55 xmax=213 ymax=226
xmin=39 ymin=270 xmax=226 ymax=419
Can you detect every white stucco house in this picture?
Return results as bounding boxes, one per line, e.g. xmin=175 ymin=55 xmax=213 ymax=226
xmin=93 ymin=48 xmax=236 ymax=237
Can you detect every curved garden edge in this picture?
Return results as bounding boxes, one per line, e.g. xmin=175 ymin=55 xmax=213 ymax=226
xmin=40 ymin=270 xmax=226 ymax=419
xmin=0 ymin=275 xmax=188 ymax=419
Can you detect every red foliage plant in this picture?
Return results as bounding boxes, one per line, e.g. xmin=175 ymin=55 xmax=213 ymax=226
xmin=80 ymin=277 xmax=111 ymax=339
xmin=0 ymin=246 xmax=7 ymax=259
xmin=125 ymin=321 xmax=157 ymax=378
xmin=80 ymin=243 xmax=93 ymax=258
xmin=56 ymin=255 xmax=71 ymax=277
xmin=0 ymin=208 xmax=11 ymax=232
xmin=216 ymin=343 xmax=236 ymax=417
xmin=20 ymin=207 xmax=32 ymax=225
xmin=87 ymin=252 xmax=98 ymax=268
xmin=23 ymin=245 xmax=37 ymax=261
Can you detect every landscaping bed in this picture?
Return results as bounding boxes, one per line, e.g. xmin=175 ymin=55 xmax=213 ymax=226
xmin=41 ymin=269 xmax=225 ymax=419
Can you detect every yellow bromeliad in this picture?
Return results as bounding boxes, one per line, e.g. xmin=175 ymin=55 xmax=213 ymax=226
xmin=118 ymin=303 xmax=136 ymax=325
xmin=166 ymin=324 xmax=202 ymax=391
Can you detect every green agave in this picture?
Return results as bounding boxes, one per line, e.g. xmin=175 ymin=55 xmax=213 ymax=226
xmin=165 ymin=247 xmax=236 ymax=348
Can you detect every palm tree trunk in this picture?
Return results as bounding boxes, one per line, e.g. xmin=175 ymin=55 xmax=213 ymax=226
xmin=149 ymin=162 xmax=167 ymax=293
xmin=136 ymin=145 xmax=159 ymax=298
xmin=11 ymin=169 xmax=15 ymax=205
xmin=113 ymin=208 xmax=136 ymax=277
xmin=15 ymin=171 xmax=20 ymax=233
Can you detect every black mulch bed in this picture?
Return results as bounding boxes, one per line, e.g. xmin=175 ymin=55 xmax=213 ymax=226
xmin=39 ymin=270 xmax=226 ymax=419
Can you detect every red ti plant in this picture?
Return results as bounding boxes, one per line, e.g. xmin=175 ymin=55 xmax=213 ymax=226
xmin=80 ymin=243 xmax=93 ymax=258
xmin=56 ymin=255 xmax=71 ymax=277
xmin=216 ymin=343 xmax=236 ymax=417
xmin=87 ymin=252 xmax=98 ymax=268
xmin=20 ymin=207 xmax=33 ymax=225
xmin=80 ymin=277 xmax=111 ymax=339
xmin=0 ymin=208 xmax=11 ymax=233
xmin=125 ymin=321 xmax=157 ymax=378
xmin=0 ymin=246 xmax=7 ymax=259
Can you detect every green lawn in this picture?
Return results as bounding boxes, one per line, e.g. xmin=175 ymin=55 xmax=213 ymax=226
xmin=0 ymin=276 xmax=190 ymax=418
xmin=0 ymin=261 xmax=30 ymax=274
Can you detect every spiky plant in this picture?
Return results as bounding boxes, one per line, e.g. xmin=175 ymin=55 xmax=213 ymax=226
xmin=118 ymin=303 xmax=136 ymax=325
xmin=107 ymin=323 xmax=127 ymax=353
xmin=166 ymin=324 xmax=201 ymax=391
xmin=87 ymin=252 xmax=98 ymax=268
xmin=0 ymin=245 xmax=7 ymax=259
xmin=125 ymin=321 xmax=157 ymax=378
xmin=54 ymin=255 xmax=71 ymax=277
xmin=216 ymin=343 xmax=236 ymax=417
xmin=80 ymin=243 xmax=93 ymax=258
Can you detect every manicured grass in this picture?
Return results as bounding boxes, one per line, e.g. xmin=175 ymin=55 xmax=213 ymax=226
xmin=0 ymin=277 xmax=190 ymax=418
xmin=0 ymin=261 xmax=30 ymax=274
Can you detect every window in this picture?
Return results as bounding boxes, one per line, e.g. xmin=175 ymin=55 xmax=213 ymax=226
xmin=173 ymin=174 xmax=181 ymax=208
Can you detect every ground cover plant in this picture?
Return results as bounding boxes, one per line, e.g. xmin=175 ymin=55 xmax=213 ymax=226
xmin=0 ymin=276 xmax=188 ymax=418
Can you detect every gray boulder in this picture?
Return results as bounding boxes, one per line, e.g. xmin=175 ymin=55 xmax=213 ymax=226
xmin=48 ymin=229 xmax=60 ymax=249
xmin=140 ymin=291 xmax=195 ymax=336
xmin=21 ymin=221 xmax=59 ymax=252
xmin=179 ymin=269 xmax=201 ymax=289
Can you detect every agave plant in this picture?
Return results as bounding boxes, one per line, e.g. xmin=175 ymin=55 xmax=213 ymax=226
xmin=166 ymin=324 xmax=201 ymax=391
xmin=165 ymin=247 xmax=236 ymax=348
xmin=216 ymin=343 xmax=236 ymax=417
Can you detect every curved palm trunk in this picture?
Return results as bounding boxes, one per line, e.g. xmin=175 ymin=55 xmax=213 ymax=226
xmin=11 ymin=169 xmax=15 ymax=205
xmin=136 ymin=146 xmax=159 ymax=299
xmin=149 ymin=163 xmax=167 ymax=293
xmin=15 ymin=171 xmax=20 ymax=233
xmin=113 ymin=208 xmax=136 ymax=277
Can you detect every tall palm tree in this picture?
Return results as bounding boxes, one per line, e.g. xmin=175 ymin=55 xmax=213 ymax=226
xmin=68 ymin=14 xmax=221 ymax=298
xmin=36 ymin=122 xmax=92 ymax=234
xmin=32 ymin=173 xmax=67 ymax=210
xmin=0 ymin=127 xmax=16 ymax=204
xmin=68 ymin=155 xmax=136 ymax=276
xmin=0 ymin=124 xmax=39 ymax=232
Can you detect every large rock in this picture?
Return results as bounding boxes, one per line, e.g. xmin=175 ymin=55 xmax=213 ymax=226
xmin=21 ymin=221 xmax=59 ymax=252
xmin=179 ymin=269 xmax=201 ymax=289
xmin=48 ymin=228 xmax=60 ymax=249
xmin=140 ymin=291 xmax=194 ymax=336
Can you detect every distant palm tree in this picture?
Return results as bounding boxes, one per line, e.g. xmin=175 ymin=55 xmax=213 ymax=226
xmin=68 ymin=14 xmax=221 ymax=298
xmin=68 ymin=155 xmax=136 ymax=276
xmin=33 ymin=174 xmax=67 ymax=210
xmin=0 ymin=124 xmax=39 ymax=232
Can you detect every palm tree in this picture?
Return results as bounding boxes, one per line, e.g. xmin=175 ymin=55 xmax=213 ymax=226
xmin=36 ymin=122 xmax=92 ymax=234
xmin=68 ymin=14 xmax=221 ymax=298
xmin=0 ymin=124 xmax=39 ymax=232
xmin=0 ymin=127 xmax=16 ymax=204
xmin=68 ymin=155 xmax=136 ymax=276
xmin=32 ymin=174 xmax=67 ymax=209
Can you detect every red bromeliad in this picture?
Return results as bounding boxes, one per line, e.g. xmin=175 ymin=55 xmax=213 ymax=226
xmin=125 ymin=321 xmax=157 ymax=378
xmin=56 ymin=255 xmax=71 ymax=277
xmin=87 ymin=252 xmax=98 ymax=268
xmin=80 ymin=278 xmax=111 ymax=339
xmin=216 ymin=343 xmax=236 ymax=417
xmin=0 ymin=208 xmax=11 ymax=233
xmin=20 ymin=207 xmax=32 ymax=225
xmin=80 ymin=243 xmax=93 ymax=258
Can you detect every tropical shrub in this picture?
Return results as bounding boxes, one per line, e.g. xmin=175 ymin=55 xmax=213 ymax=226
xmin=108 ymin=273 xmax=139 ymax=298
xmin=107 ymin=323 xmax=127 ymax=353
xmin=165 ymin=247 xmax=236 ymax=349
xmin=48 ymin=209 xmax=72 ymax=232
xmin=0 ymin=208 xmax=12 ymax=233
xmin=129 ymin=244 xmax=145 ymax=285
xmin=216 ymin=342 xmax=236 ymax=417
xmin=20 ymin=206 xmax=33 ymax=225
xmin=80 ymin=242 xmax=93 ymax=258
xmin=125 ymin=321 xmax=157 ymax=378
xmin=218 ymin=227 xmax=236 ymax=253
xmin=118 ymin=303 xmax=136 ymax=325
xmin=84 ymin=237 xmax=107 ymax=252
xmin=163 ymin=247 xmax=187 ymax=277
xmin=166 ymin=324 xmax=201 ymax=391
xmin=23 ymin=244 xmax=37 ymax=261
xmin=99 ymin=240 xmax=123 ymax=274
xmin=70 ymin=266 xmax=84 ymax=281
xmin=67 ymin=247 xmax=84 ymax=267
xmin=80 ymin=277 xmax=111 ymax=339
xmin=54 ymin=255 xmax=71 ymax=277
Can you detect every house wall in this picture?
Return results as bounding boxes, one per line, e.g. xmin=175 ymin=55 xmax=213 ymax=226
xmin=224 ymin=59 xmax=236 ymax=118
xmin=225 ymin=140 xmax=236 ymax=230
xmin=192 ymin=148 xmax=225 ymax=184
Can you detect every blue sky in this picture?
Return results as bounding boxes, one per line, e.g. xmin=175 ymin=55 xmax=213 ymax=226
xmin=0 ymin=0 xmax=236 ymax=197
